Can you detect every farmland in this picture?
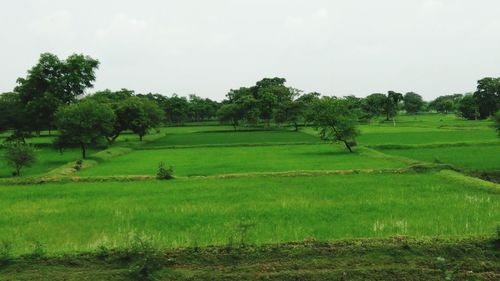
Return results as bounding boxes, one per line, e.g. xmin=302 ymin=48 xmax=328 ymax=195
xmin=0 ymin=114 xmax=499 ymax=280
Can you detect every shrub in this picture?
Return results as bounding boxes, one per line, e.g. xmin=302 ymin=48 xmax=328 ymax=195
xmin=157 ymin=162 xmax=174 ymax=180
xmin=73 ymin=159 xmax=83 ymax=171
xmin=3 ymin=141 xmax=36 ymax=177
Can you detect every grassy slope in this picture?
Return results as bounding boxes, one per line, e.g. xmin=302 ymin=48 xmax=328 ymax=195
xmin=0 ymin=147 xmax=97 ymax=178
xmin=77 ymin=145 xmax=407 ymax=177
xmin=0 ymin=172 xmax=498 ymax=256
xmin=382 ymin=144 xmax=500 ymax=171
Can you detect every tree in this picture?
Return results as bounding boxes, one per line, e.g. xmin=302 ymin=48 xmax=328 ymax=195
xmin=457 ymin=94 xmax=478 ymax=120
xmin=429 ymin=94 xmax=462 ymax=114
xmin=14 ymin=53 xmax=99 ymax=133
xmin=494 ymin=111 xmax=500 ymax=137
xmin=312 ymin=97 xmax=359 ymax=153
xmin=54 ymin=100 xmax=115 ymax=158
xmin=296 ymin=92 xmax=321 ymax=125
xmin=474 ymin=77 xmax=500 ymax=119
xmin=128 ymin=98 xmax=164 ymax=141
xmin=164 ymin=94 xmax=189 ymax=124
xmin=403 ymin=92 xmax=424 ymax=114
xmin=384 ymin=91 xmax=403 ymax=122
xmin=0 ymin=92 xmax=29 ymax=138
xmin=217 ymin=104 xmax=242 ymax=130
xmin=275 ymin=100 xmax=304 ymax=131
xmin=3 ymin=142 xmax=36 ymax=176
xmin=362 ymin=93 xmax=386 ymax=119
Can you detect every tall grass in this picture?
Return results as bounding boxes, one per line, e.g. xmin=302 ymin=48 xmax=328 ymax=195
xmin=0 ymin=173 xmax=497 ymax=256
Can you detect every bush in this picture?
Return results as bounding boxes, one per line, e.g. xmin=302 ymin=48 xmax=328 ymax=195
xmin=73 ymin=159 xmax=83 ymax=171
xmin=3 ymin=141 xmax=36 ymax=177
xmin=157 ymin=162 xmax=174 ymax=180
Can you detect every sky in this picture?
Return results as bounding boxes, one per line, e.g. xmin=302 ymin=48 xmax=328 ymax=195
xmin=1 ymin=0 xmax=499 ymax=101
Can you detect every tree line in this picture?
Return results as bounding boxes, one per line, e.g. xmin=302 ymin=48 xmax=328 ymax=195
xmin=1 ymin=53 xmax=499 ymax=175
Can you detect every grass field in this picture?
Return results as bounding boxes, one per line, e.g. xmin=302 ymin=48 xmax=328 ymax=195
xmin=0 ymin=172 xmax=497 ymax=256
xmin=0 ymin=113 xmax=499 ymax=280
xmin=78 ymin=145 xmax=406 ymax=177
xmin=382 ymin=144 xmax=500 ymax=171
xmin=0 ymin=147 xmax=96 ymax=178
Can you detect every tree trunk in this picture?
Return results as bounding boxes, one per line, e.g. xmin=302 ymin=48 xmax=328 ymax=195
xmin=294 ymin=122 xmax=299 ymax=131
xmin=343 ymin=141 xmax=353 ymax=153
xmin=81 ymin=143 xmax=86 ymax=159
xmin=139 ymin=135 xmax=143 ymax=141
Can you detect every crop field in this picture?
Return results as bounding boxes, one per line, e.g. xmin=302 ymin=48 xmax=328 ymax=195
xmin=0 ymin=114 xmax=499 ymax=280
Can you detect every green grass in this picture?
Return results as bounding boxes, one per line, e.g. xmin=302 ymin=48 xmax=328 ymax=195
xmin=358 ymin=128 xmax=497 ymax=145
xmin=382 ymin=144 xmax=500 ymax=171
xmin=0 ymin=147 xmax=96 ymax=178
xmin=77 ymin=144 xmax=406 ymax=177
xmin=0 ymin=172 xmax=498 ymax=256
xmin=146 ymin=129 xmax=319 ymax=147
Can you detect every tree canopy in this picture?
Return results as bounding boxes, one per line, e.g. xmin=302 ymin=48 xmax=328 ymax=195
xmin=54 ymin=99 xmax=115 ymax=158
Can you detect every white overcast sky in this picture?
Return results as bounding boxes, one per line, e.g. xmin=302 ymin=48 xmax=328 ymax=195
xmin=1 ymin=0 xmax=499 ymax=101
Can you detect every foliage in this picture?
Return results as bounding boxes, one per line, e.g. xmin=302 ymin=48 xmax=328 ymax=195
xmin=157 ymin=162 xmax=174 ymax=180
xmin=312 ymin=97 xmax=360 ymax=152
xmin=54 ymin=99 xmax=115 ymax=158
xmin=429 ymin=94 xmax=462 ymax=114
xmin=457 ymin=94 xmax=478 ymax=120
xmin=495 ymin=111 xmax=500 ymax=136
xmin=384 ymin=91 xmax=403 ymax=121
xmin=3 ymin=141 xmax=36 ymax=176
xmin=217 ymin=104 xmax=242 ymax=129
xmin=474 ymin=77 xmax=500 ymax=119
xmin=14 ymin=53 xmax=99 ymax=133
xmin=403 ymin=92 xmax=424 ymax=114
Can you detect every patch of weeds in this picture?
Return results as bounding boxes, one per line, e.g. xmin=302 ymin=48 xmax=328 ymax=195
xmin=157 ymin=162 xmax=174 ymax=180
xmin=27 ymin=240 xmax=46 ymax=259
xmin=127 ymin=235 xmax=164 ymax=280
xmin=73 ymin=159 xmax=83 ymax=171
xmin=0 ymin=240 xmax=12 ymax=265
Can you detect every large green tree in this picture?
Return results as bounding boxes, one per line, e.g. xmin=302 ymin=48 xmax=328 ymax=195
xmin=403 ymin=92 xmax=424 ymax=114
xmin=0 ymin=92 xmax=29 ymax=139
xmin=474 ymin=77 xmax=500 ymax=119
xmin=362 ymin=93 xmax=386 ymax=119
xmin=383 ymin=91 xmax=403 ymax=124
xmin=54 ymin=100 xmax=115 ymax=158
xmin=312 ymin=97 xmax=359 ymax=153
xmin=457 ymin=94 xmax=478 ymax=120
xmin=14 ymin=53 xmax=99 ymax=133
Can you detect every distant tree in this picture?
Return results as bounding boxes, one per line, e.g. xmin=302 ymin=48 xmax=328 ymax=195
xmin=128 ymin=98 xmax=164 ymax=141
xmin=253 ymin=78 xmax=292 ymax=126
xmin=3 ymin=141 xmax=36 ymax=176
xmin=457 ymin=94 xmax=478 ymax=120
xmin=275 ymin=100 xmax=304 ymax=131
xmin=495 ymin=111 xmax=500 ymax=137
xmin=474 ymin=77 xmax=500 ymax=119
xmin=187 ymin=94 xmax=219 ymax=121
xmin=383 ymin=91 xmax=403 ymax=124
xmin=217 ymin=104 xmax=242 ymax=130
xmin=343 ymin=95 xmax=364 ymax=119
xmin=296 ymin=92 xmax=321 ymax=125
xmin=164 ymin=94 xmax=189 ymax=124
xmin=429 ymin=94 xmax=463 ymax=114
xmin=0 ymin=92 xmax=29 ymax=138
xmin=403 ymin=92 xmax=424 ymax=114
xmin=54 ymin=100 xmax=115 ymax=158
xmin=14 ymin=53 xmax=99 ymax=133
xmin=362 ymin=93 xmax=386 ymax=119
xmin=312 ymin=97 xmax=359 ymax=153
